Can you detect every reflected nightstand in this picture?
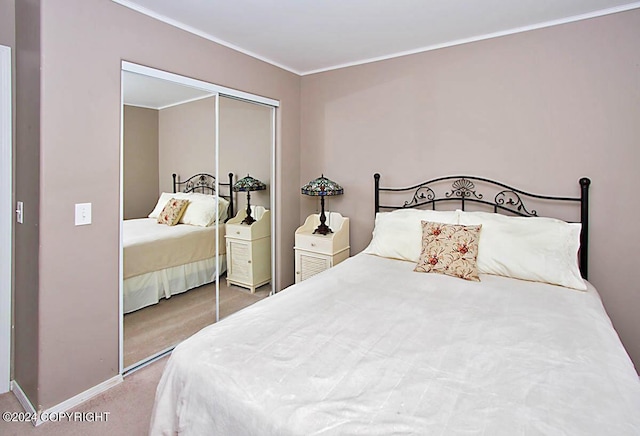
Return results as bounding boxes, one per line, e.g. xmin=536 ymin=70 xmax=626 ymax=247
xmin=225 ymin=206 xmax=271 ymax=293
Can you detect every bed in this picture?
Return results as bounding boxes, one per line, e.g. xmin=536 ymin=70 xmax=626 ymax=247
xmin=123 ymin=173 xmax=234 ymax=314
xmin=149 ymin=174 xmax=640 ymax=435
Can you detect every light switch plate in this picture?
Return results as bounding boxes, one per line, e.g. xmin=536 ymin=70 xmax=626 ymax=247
xmin=75 ymin=203 xmax=92 ymax=226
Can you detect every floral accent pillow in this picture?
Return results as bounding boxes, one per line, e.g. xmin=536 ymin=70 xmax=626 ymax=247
xmin=157 ymin=198 xmax=189 ymax=226
xmin=414 ymin=221 xmax=482 ymax=281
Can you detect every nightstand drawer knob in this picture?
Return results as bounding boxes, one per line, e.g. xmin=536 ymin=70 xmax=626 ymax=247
xmin=236 ymin=231 xmax=240 ymax=234
xmin=311 ymin=243 xmax=316 ymax=247
xmin=248 ymin=260 xmax=251 ymax=263
xmin=296 ymin=271 xmax=300 ymax=274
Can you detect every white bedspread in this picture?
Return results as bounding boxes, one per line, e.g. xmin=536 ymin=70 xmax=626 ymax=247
xmin=123 ymin=218 xmax=223 ymax=279
xmin=150 ymin=254 xmax=640 ymax=435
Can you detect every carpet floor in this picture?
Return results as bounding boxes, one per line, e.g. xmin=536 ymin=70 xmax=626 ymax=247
xmin=124 ymin=276 xmax=270 ymax=368
xmin=0 ymin=278 xmax=270 ymax=435
xmin=0 ymin=356 xmax=168 ymax=436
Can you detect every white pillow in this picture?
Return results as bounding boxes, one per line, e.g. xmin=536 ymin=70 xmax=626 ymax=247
xmin=148 ymin=192 xmax=177 ymax=219
xmin=363 ymin=209 xmax=459 ymax=262
xmin=180 ymin=194 xmax=219 ymax=226
xmin=215 ymin=196 xmax=230 ymax=223
xmin=457 ymin=210 xmax=586 ymax=290
xmin=148 ymin=192 xmax=229 ymax=226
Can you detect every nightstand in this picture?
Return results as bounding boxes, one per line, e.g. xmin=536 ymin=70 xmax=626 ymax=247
xmin=225 ymin=206 xmax=271 ymax=293
xmin=294 ymin=213 xmax=349 ymax=283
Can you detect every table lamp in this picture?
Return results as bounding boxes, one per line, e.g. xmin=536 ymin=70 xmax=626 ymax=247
xmin=301 ymin=175 xmax=344 ymax=235
xmin=233 ymin=174 xmax=266 ymax=225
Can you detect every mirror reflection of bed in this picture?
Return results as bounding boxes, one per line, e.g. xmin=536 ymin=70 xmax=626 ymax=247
xmin=121 ymin=72 xmax=273 ymax=369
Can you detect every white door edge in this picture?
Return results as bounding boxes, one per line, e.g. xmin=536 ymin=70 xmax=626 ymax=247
xmin=0 ymin=44 xmax=13 ymax=394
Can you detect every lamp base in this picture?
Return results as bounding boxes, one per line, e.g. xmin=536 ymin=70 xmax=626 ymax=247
xmin=313 ymin=196 xmax=333 ymax=235
xmin=241 ymin=190 xmax=255 ymax=225
xmin=313 ymin=223 xmax=333 ymax=235
xmin=241 ymin=215 xmax=256 ymax=225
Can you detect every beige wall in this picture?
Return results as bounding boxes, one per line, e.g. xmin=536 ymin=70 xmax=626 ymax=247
xmin=0 ymin=0 xmax=15 ymax=48
xmin=300 ymin=10 xmax=640 ymax=370
xmin=124 ymin=96 xmax=270 ymax=220
xmin=123 ymin=105 xmax=159 ymax=219
xmin=25 ymin=0 xmax=300 ymax=410
xmin=158 ymin=97 xmax=216 ymax=194
xmin=14 ymin=0 xmax=40 ymax=405
xmin=219 ymin=96 xmax=272 ymax=213
xmin=13 ymin=0 xmax=42 ymax=402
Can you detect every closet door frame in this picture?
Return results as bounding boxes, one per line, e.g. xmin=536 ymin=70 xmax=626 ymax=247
xmin=119 ymin=61 xmax=279 ymax=375
xmin=0 ymin=45 xmax=12 ymax=393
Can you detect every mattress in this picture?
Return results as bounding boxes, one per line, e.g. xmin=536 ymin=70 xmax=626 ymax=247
xmin=123 ymin=218 xmax=226 ymax=313
xmin=123 ymin=218 xmax=224 ymax=280
xmin=150 ymin=254 xmax=640 ymax=435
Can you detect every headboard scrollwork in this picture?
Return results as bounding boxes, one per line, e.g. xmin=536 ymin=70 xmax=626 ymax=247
xmin=374 ymin=173 xmax=591 ymax=279
xmin=173 ymin=173 xmax=216 ymax=194
xmin=172 ymin=172 xmax=235 ymax=221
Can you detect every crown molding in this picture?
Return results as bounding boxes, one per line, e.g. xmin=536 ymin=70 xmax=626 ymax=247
xmin=112 ymin=1 xmax=640 ymax=76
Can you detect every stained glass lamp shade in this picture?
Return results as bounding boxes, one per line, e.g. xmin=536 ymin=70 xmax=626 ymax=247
xmin=301 ymin=175 xmax=344 ymax=235
xmin=233 ymin=175 xmax=266 ymax=225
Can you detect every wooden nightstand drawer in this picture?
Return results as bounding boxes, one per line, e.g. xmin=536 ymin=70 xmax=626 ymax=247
xmin=295 ymin=233 xmax=334 ymax=254
xmin=226 ymin=223 xmax=252 ymax=240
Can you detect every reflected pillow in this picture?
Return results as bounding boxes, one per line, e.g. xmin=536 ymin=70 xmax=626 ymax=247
xmin=414 ymin=221 xmax=482 ymax=281
xmin=363 ymin=209 xmax=459 ymax=262
xmin=149 ymin=192 xmax=229 ymax=226
xmin=149 ymin=192 xmax=177 ymax=218
xmin=180 ymin=192 xmax=228 ymax=226
xmin=157 ymin=198 xmax=189 ymax=226
xmin=458 ymin=210 xmax=586 ymax=290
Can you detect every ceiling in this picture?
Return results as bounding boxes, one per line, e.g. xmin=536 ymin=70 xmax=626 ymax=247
xmin=114 ymin=0 xmax=640 ymax=75
xmin=122 ymin=71 xmax=214 ymax=109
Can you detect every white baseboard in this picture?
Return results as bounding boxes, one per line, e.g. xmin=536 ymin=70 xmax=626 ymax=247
xmin=11 ymin=375 xmax=123 ymax=427
xmin=10 ymin=380 xmax=38 ymax=422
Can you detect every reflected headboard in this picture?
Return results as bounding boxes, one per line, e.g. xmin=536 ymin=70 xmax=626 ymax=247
xmin=374 ymin=174 xmax=591 ymax=279
xmin=172 ymin=172 xmax=235 ymax=222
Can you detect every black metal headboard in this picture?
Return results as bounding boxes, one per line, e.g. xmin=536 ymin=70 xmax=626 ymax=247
xmin=172 ymin=172 xmax=235 ymax=222
xmin=374 ymin=174 xmax=591 ymax=279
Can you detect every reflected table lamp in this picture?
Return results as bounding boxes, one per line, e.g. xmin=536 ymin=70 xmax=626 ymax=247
xmin=233 ymin=174 xmax=266 ymax=225
xmin=301 ymin=175 xmax=344 ymax=235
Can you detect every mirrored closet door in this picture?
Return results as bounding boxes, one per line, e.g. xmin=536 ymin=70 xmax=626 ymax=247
xmin=119 ymin=62 xmax=278 ymax=373
xmin=120 ymin=67 xmax=219 ymax=370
